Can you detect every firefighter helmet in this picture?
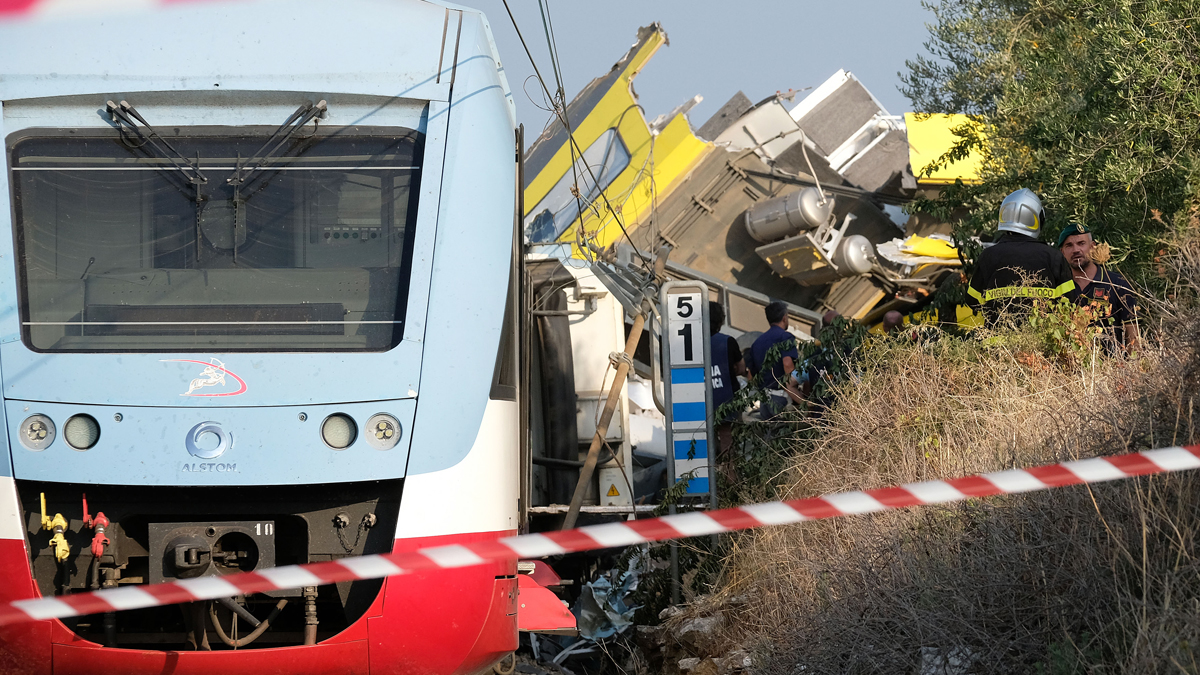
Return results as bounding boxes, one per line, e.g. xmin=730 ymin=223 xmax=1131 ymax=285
xmin=997 ymin=188 xmax=1046 ymax=238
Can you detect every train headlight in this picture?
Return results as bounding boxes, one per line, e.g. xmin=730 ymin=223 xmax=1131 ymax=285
xmin=64 ymin=414 xmax=101 ymax=451
xmin=364 ymin=413 xmax=402 ymax=450
xmin=20 ymin=415 xmax=55 ymax=451
xmin=321 ymin=414 xmax=357 ymax=450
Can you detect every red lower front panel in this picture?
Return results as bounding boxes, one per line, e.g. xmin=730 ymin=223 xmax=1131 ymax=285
xmin=0 ymin=532 xmax=518 ymax=675
xmin=51 ymin=641 xmax=372 ymax=675
xmin=0 ymin=539 xmax=50 ymax=675
xmin=369 ymin=531 xmax=518 ymax=675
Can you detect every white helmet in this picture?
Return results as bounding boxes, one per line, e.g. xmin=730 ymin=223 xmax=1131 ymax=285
xmin=997 ymin=188 xmax=1046 ymax=238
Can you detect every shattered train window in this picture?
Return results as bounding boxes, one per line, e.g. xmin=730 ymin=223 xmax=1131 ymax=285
xmin=525 ymin=128 xmax=630 ymax=243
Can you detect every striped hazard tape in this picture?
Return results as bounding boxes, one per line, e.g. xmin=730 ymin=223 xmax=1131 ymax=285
xmin=2 ymin=444 xmax=1198 ymax=627
xmin=0 ymin=0 xmax=207 ymax=17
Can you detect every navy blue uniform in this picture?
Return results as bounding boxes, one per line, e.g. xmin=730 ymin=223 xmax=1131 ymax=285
xmin=710 ymin=333 xmax=741 ymax=419
xmin=750 ymin=326 xmax=798 ymax=418
xmin=750 ymin=325 xmax=798 ymax=389
xmin=1064 ymin=266 xmax=1137 ymax=346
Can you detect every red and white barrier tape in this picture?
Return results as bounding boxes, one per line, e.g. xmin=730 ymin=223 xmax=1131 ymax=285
xmin=0 ymin=0 xmax=207 ymax=18
xmin=1 ymin=444 xmax=1198 ymax=627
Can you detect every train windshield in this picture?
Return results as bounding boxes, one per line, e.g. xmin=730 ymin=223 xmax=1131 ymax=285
xmin=9 ymin=127 xmax=423 ymax=352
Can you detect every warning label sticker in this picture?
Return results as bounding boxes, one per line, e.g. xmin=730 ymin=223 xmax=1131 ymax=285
xmin=606 ymin=484 xmax=620 ymax=497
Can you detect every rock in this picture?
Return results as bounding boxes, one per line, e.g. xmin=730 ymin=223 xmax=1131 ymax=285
xmin=717 ymin=649 xmax=752 ymax=674
xmin=678 ymin=658 xmax=701 ymax=671
xmin=673 ymin=615 xmax=726 ymax=654
xmin=919 ymin=646 xmax=975 ymax=675
xmin=659 ymin=604 xmax=687 ymax=621
xmin=692 ymin=658 xmax=720 ymax=675
xmin=636 ymin=624 xmax=666 ymax=647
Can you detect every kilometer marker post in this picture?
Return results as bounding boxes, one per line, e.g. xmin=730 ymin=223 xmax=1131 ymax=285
xmin=661 ymin=280 xmax=717 ymax=504
xmin=660 ymin=280 xmax=717 ymax=603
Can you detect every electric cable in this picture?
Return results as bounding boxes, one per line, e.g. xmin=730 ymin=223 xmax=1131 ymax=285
xmin=499 ymin=0 xmax=650 ymax=270
xmin=536 ymin=0 xmax=567 ymax=102
xmin=501 ymin=0 xmax=589 ymax=261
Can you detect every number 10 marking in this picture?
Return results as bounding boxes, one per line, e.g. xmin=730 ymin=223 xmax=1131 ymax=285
xmin=255 ymin=523 xmax=274 ymax=536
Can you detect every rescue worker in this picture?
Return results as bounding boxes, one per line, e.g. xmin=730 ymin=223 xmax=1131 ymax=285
xmin=793 ymin=311 xmax=863 ymax=413
xmin=749 ymin=301 xmax=799 ymax=418
xmin=882 ymin=310 xmax=904 ymax=334
xmin=1057 ymin=223 xmax=1139 ymax=352
xmin=967 ymin=189 xmax=1075 ymax=324
xmin=709 ymin=301 xmax=746 ymax=481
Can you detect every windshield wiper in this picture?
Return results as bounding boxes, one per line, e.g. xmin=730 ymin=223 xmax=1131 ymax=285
xmin=106 ymin=100 xmax=208 ymax=190
xmin=226 ymin=100 xmax=327 ymax=194
xmin=107 ymin=99 xmax=213 ymax=261
xmin=223 ymin=100 xmax=326 ymax=263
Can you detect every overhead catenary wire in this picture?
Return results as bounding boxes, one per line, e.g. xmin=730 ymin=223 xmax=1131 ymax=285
xmin=498 ymin=0 xmax=651 ymax=271
xmin=536 ymin=0 xmax=567 ymax=103
xmin=535 ymin=0 xmax=592 ymax=260
xmin=498 ymin=0 xmax=590 ymax=262
xmin=535 ymin=0 xmax=613 ymax=257
xmin=584 ymin=103 xmax=659 ymax=245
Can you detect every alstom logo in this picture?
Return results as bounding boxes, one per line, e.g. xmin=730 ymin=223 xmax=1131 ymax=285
xmin=185 ymin=421 xmax=232 ymax=459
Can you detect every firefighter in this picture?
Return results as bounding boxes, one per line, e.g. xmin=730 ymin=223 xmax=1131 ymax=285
xmin=967 ymin=188 xmax=1075 ymax=323
xmin=1057 ymin=223 xmax=1139 ymax=352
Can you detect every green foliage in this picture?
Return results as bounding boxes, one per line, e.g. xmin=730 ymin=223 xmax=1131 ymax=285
xmin=625 ymin=534 xmax=725 ymax=626
xmin=903 ymin=0 xmax=1200 ymax=279
xmin=796 ymin=316 xmax=870 ymax=406
xmin=1034 ymin=634 xmax=1103 ymax=675
xmin=714 ymin=338 xmax=808 ymax=505
xmin=900 ymin=0 xmax=1027 ymax=115
xmin=652 ymin=468 xmax=700 ymax=517
xmin=1025 ymin=297 xmax=1103 ymax=367
xmin=627 ymin=322 xmax=874 ymax=624
xmin=627 ymin=481 xmax=726 ymax=626
xmin=711 ymin=319 xmax=871 ymax=507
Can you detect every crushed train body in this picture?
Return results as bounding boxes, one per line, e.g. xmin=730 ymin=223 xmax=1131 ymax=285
xmin=522 ymin=23 xmax=985 ymax=326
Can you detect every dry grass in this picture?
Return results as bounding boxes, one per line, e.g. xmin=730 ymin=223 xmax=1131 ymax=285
xmin=696 ymin=229 xmax=1200 ymax=674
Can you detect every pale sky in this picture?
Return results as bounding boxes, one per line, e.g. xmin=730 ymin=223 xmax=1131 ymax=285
xmin=457 ymin=0 xmax=936 ymax=142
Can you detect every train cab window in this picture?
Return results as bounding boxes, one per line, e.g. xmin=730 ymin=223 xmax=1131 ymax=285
xmin=8 ymin=127 xmax=424 ymax=352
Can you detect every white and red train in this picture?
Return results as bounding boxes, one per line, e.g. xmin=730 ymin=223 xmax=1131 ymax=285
xmin=0 ymin=0 xmax=527 ymax=672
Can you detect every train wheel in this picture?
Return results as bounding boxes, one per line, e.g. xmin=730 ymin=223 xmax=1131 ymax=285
xmin=492 ymin=652 xmax=517 ymax=675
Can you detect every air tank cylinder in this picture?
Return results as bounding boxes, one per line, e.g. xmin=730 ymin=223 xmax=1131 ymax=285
xmin=832 ymin=234 xmax=877 ymax=276
xmin=744 ymin=187 xmax=833 ymax=243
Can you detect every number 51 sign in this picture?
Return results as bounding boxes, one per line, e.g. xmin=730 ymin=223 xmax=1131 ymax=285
xmin=661 ymin=280 xmax=715 ymax=499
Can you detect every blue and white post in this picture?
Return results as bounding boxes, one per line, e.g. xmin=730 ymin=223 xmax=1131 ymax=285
xmin=661 ymin=280 xmax=715 ymax=504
